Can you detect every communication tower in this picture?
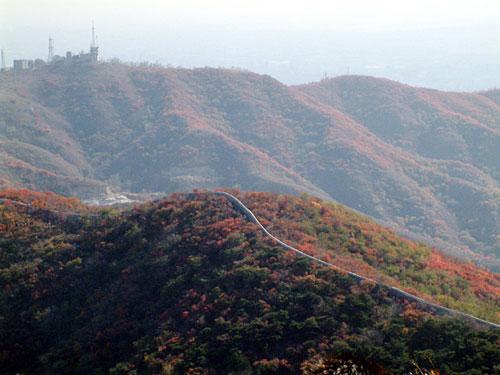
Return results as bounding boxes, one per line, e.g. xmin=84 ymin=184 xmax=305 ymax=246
xmin=89 ymin=21 xmax=99 ymax=62
xmin=48 ymin=36 xmax=54 ymax=62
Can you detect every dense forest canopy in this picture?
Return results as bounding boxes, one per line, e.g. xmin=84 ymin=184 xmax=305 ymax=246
xmin=0 ymin=189 xmax=498 ymax=374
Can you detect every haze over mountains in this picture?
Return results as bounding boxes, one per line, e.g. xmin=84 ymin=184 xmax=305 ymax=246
xmin=0 ymin=63 xmax=498 ymax=269
xmin=4 ymin=3 xmax=500 ymax=90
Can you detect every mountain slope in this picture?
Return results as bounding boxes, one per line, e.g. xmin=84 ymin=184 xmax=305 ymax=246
xmin=0 ymin=189 xmax=498 ymax=374
xmin=0 ymin=64 xmax=498 ymax=268
xmin=297 ymin=76 xmax=500 ymax=266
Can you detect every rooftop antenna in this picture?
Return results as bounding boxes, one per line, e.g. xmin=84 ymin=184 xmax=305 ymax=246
xmin=90 ymin=21 xmax=99 ymax=62
xmin=48 ymin=36 xmax=54 ymax=62
xmin=91 ymin=21 xmax=96 ymax=48
xmin=1 ymin=48 xmax=5 ymax=70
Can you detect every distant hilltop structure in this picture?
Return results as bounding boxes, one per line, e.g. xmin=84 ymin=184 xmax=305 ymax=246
xmin=1 ymin=23 xmax=99 ymax=73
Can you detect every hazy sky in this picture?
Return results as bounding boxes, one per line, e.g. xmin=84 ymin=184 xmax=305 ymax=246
xmin=1 ymin=1 xmax=500 ymax=90
xmin=2 ymin=0 xmax=500 ymax=30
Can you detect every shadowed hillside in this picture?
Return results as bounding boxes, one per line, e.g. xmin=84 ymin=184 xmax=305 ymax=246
xmin=0 ymin=64 xmax=498 ymax=269
xmin=0 ymin=189 xmax=498 ymax=374
xmin=297 ymin=76 xmax=500 ymax=268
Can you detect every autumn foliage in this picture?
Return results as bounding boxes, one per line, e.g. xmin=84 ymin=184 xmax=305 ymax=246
xmin=1 ymin=63 xmax=499 ymax=271
xmin=0 ymin=189 xmax=498 ymax=374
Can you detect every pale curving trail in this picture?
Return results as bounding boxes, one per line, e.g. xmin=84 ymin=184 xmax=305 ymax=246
xmin=213 ymin=191 xmax=500 ymax=330
xmin=1 ymin=194 xmax=499 ymax=329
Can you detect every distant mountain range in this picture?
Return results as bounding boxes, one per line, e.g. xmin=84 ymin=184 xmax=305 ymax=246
xmin=0 ymin=63 xmax=498 ymax=269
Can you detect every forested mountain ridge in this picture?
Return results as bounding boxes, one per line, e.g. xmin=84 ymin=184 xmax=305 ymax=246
xmin=0 ymin=63 xmax=498 ymax=269
xmin=0 ymin=189 xmax=498 ymax=374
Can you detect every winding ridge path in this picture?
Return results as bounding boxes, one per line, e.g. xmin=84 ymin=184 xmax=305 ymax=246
xmin=213 ymin=191 xmax=500 ymax=330
xmin=1 ymin=194 xmax=499 ymax=329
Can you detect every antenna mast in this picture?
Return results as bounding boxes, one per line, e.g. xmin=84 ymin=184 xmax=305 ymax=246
xmin=91 ymin=21 xmax=96 ymax=48
xmin=48 ymin=36 xmax=54 ymax=62
xmin=89 ymin=21 xmax=99 ymax=63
